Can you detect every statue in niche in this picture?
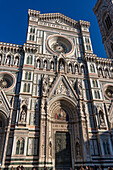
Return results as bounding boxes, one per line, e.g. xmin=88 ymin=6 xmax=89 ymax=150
xmin=44 ymin=61 xmax=47 ymax=69
xmin=42 ymin=75 xmax=48 ymax=95
xmin=37 ymin=60 xmax=40 ymax=68
xmin=76 ymin=142 xmax=81 ymax=156
xmin=99 ymin=68 xmax=103 ymax=77
xmin=42 ymin=98 xmax=47 ymax=113
xmin=81 ymin=66 xmax=84 ymax=74
xmin=59 ymin=60 xmax=64 ymax=71
xmin=6 ymin=56 xmax=11 ymax=65
xmin=69 ymin=65 xmax=72 ymax=73
xmin=75 ymin=65 xmax=78 ymax=73
xmin=20 ymin=105 xmax=27 ymax=122
xmin=77 ymin=79 xmax=83 ymax=97
xmin=99 ymin=110 xmax=105 ymax=127
xmin=105 ymin=70 xmax=108 ymax=78
xmin=49 ymin=141 xmax=52 ymax=156
xmin=14 ymin=57 xmax=19 ymax=66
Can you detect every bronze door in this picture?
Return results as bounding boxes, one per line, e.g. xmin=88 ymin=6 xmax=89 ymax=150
xmin=55 ymin=132 xmax=72 ymax=169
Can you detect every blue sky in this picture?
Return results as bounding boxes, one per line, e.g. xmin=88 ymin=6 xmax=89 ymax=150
xmin=0 ymin=0 xmax=107 ymax=58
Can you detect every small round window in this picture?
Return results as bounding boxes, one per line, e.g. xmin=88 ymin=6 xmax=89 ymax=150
xmin=104 ymin=85 xmax=113 ymax=100
xmin=0 ymin=72 xmax=15 ymax=89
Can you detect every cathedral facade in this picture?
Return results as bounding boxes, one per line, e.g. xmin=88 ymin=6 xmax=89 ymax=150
xmin=0 ymin=1 xmax=113 ymax=169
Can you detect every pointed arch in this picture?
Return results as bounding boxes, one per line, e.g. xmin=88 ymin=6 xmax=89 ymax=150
xmin=68 ymin=63 xmax=72 ymax=73
xmin=43 ymin=60 xmax=47 ymax=69
xmin=50 ymin=60 xmax=54 ymax=70
xmin=75 ymin=64 xmax=79 ymax=74
xmin=37 ymin=58 xmax=41 ymax=68
xmin=90 ymin=64 xmax=95 ymax=72
xmin=59 ymin=58 xmax=65 ymax=72
xmin=28 ymin=72 xmax=31 ymax=80
xmin=0 ymin=111 xmax=7 ymax=162
xmin=16 ymin=138 xmax=25 ymax=155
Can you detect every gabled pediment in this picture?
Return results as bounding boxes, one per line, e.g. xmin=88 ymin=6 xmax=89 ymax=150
xmin=0 ymin=89 xmax=11 ymax=118
xmin=48 ymin=75 xmax=78 ymax=103
xmin=28 ymin=9 xmax=78 ymax=27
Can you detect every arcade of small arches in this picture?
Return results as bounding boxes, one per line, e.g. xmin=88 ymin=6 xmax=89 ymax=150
xmin=35 ymin=57 xmax=86 ymax=74
xmin=90 ymin=63 xmax=113 ymax=78
xmin=26 ymin=55 xmax=113 ymax=78
xmin=0 ymin=52 xmax=20 ymax=66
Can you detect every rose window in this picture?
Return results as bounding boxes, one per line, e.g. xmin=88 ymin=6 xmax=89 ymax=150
xmin=47 ymin=35 xmax=74 ymax=55
xmin=51 ymin=42 xmax=67 ymax=53
xmin=104 ymin=85 xmax=113 ymax=99
xmin=0 ymin=73 xmax=14 ymax=89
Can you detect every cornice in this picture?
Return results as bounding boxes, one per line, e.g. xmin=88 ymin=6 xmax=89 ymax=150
xmin=79 ymin=20 xmax=90 ymax=28
xmin=85 ymin=53 xmax=113 ymax=65
xmin=28 ymin=9 xmax=90 ymax=28
xmin=0 ymin=42 xmax=22 ymax=48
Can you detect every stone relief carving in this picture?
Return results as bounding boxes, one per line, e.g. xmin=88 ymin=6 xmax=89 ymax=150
xmin=49 ymin=141 xmax=52 ymax=156
xmin=69 ymin=79 xmax=75 ymax=88
xmin=77 ymin=79 xmax=83 ymax=97
xmin=41 ymin=98 xmax=47 ymax=113
xmin=42 ymin=75 xmax=48 ymax=95
xmin=76 ymin=141 xmax=81 ymax=157
xmin=55 ymin=82 xmax=72 ymax=97
xmin=99 ymin=110 xmax=105 ymax=127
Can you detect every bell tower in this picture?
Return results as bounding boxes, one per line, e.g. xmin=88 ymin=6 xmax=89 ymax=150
xmin=93 ymin=0 xmax=113 ymax=58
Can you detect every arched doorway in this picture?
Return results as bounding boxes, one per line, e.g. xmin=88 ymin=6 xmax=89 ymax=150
xmin=48 ymin=97 xmax=80 ymax=170
xmin=0 ymin=111 xmax=7 ymax=163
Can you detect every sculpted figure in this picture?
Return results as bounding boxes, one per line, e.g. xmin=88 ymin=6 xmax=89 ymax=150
xmin=14 ymin=57 xmax=19 ymax=66
xmin=78 ymin=79 xmax=83 ymax=97
xmin=69 ymin=65 xmax=72 ymax=73
xmin=6 ymin=56 xmax=11 ymax=65
xmin=99 ymin=112 xmax=105 ymax=127
xmin=42 ymin=75 xmax=48 ymax=95
xmin=76 ymin=142 xmax=80 ymax=156
xmin=60 ymin=61 xmax=64 ymax=71
xmin=20 ymin=106 xmax=27 ymax=122
xmin=37 ymin=60 xmax=40 ymax=68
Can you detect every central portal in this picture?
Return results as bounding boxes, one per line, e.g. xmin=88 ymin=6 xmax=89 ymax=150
xmin=55 ymin=132 xmax=72 ymax=169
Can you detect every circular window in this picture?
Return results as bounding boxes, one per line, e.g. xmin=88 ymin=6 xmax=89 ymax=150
xmin=0 ymin=73 xmax=14 ymax=89
xmin=104 ymin=85 xmax=113 ymax=100
xmin=47 ymin=35 xmax=74 ymax=55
